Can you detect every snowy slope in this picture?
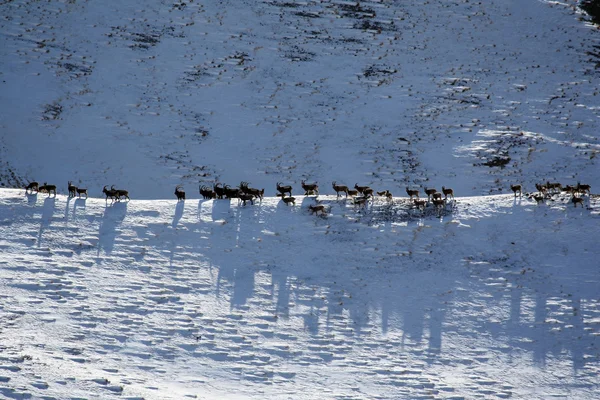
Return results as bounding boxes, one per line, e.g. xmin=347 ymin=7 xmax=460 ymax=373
xmin=0 ymin=189 xmax=599 ymax=399
xmin=1 ymin=0 xmax=600 ymax=399
xmin=1 ymin=0 xmax=599 ymax=198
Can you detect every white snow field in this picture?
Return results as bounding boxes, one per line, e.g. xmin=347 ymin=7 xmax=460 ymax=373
xmin=0 ymin=189 xmax=599 ymax=400
xmin=1 ymin=0 xmax=600 ymax=398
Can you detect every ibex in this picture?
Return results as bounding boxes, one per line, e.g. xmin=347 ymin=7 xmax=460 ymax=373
xmin=535 ymin=183 xmax=548 ymax=195
xmin=199 ymin=185 xmax=216 ymax=199
xmin=347 ymin=188 xmax=359 ymax=197
xmin=362 ymin=187 xmax=374 ymax=198
xmin=432 ymin=198 xmax=445 ymax=210
xmin=238 ymin=193 xmax=255 ymax=206
xmin=240 ymin=181 xmax=264 ymax=200
xmin=353 ymin=196 xmax=368 ymax=208
xmin=38 ymin=182 xmax=56 ymax=196
xmin=68 ymin=181 xmax=77 ymax=198
xmin=577 ymin=182 xmax=591 ymax=195
xmin=282 ymin=196 xmax=296 ymax=206
xmin=510 ymin=184 xmax=522 ymax=197
xmin=223 ymin=184 xmax=241 ymax=199
xmin=424 ymin=187 xmax=437 ymax=200
xmin=103 ymin=185 xmax=118 ymax=201
xmin=276 ymin=182 xmax=293 ymax=197
xmin=308 ymin=204 xmax=327 ymax=215
xmin=332 ymin=181 xmax=349 ymax=198
xmin=532 ymin=193 xmax=545 ymax=204
xmin=377 ymin=190 xmax=393 ymax=201
xmin=25 ymin=181 xmax=39 ymax=194
xmin=174 ymin=185 xmax=186 ymax=201
xmin=76 ymin=187 xmax=88 ymax=198
xmin=413 ymin=199 xmax=427 ymax=210
xmin=546 ymin=181 xmax=562 ymax=194
xmin=354 ymin=183 xmax=370 ymax=194
xmin=406 ymin=187 xmax=419 ymax=199
xmin=432 ymin=192 xmax=443 ymax=201
xmin=442 ymin=186 xmax=454 ymax=199
xmin=111 ymin=185 xmax=130 ymax=201
xmin=301 ymin=180 xmax=319 ymax=196
xmin=571 ymin=196 xmax=584 ymax=208
xmin=213 ymin=183 xmax=226 ymax=199
xmin=562 ymin=185 xmax=576 ymax=195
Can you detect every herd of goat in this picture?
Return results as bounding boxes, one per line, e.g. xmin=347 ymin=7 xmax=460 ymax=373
xmin=510 ymin=181 xmax=592 ymax=208
xmin=21 ymin=179 xmax=592 ymax=212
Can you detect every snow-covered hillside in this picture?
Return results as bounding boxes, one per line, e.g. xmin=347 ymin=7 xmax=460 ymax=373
xmin=1 ymin=0 xmax=599 ymax=198
xmin=0 ymin=189 xmax=599 ymax=399
xmin=1 ymin=0 xmax=600 ymax=398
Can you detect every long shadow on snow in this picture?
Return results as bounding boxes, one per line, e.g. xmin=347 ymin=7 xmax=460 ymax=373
xmin=97 ymin=201 xmax=127 ymax=255
xmin=116 ymin=195 xmax=598 ymax=375
xmin=194 ymin=196 xmax=599 ymax=372
xmin=37 ymin=196 xmax=56 ymax=247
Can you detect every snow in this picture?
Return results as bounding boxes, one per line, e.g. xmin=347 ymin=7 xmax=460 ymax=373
xmin=1 ymin=0 xmax=600 ymax=398
xmin=0 ymin=190 xmax=599 ymax=399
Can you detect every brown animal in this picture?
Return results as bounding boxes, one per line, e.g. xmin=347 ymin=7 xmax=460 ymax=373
xmin=432 ymin=192 xmax=443 ymax=201
xmin=353 ymin=196 xmax=369 ymax=208
xmin=240 ymin=181 xmax=265 ymax=200
xmin=377 ymin=190 xmax=393 ymax=200
xmin=413 ymin=199 xmax=427 ymax=210
xmin=362 ymin=187 xmax=374 ymax=198
xmin=25 ymin=181 xmax=39 ymax=194
xmin=347 ymin=189 xmax=359 ymax=197
xmin=536 ymin=183 xmax=548 ymax=195
xmin=562 ymin=185 xmax=576 ymax=195
xmin=532 ymin=194 xmax=545 ymax=204
xmin=103 ymin=185 xmax=118 ymax=201
xmin=577 ymin=182 xmax=591 ymax=195
xmin=332 ymin=181 xmax=349 ymax=198
xmin=571 ymin=196 xmax=584 ymax=208
xmin=510 ymin=184 xmax=522 ymax=197
xmin=213 ymin=183 xmax=226 ymax=199
xmin=222 ymin=184 xmax=241 ymax=199
xmin=432 ymin=198 xmax=445 ymax=210
xmin=76 ymin=187 xmax=88 ymax=198
xmin=38 ymin=182 xmax=57 ymax=196
xmin=282 ymin=196 xmax=296 ymax=206
xmin=442 ymin=186 xmax=454 ymax=199
xmin=68 ymin=181 xmax=77 ymax=197
xmin=111 ymin=185 xmax=130 ymax=201
xmin=308 ymin=204 xmax=327 ymax=215
xmin=354 ymin=183 xmax=370 ymax=194
xmin=200 ymin=185 xmax=216 ymax=199
xmin=406 ymin=187 xmax=419 ymax=199
xmin=546 ymin=181 xmax=562 ymax=193
xmin=424 ymin=187 xmax=437 ymax=200
xmin=276 ymin=182 xmax=293 ymax=197
xmin=301 ymin=180 xmax=319 ymax=196
xmin=175 ymin=185 xmax=186 ymax=201
xmin=238 ymin=193 xmax=254 ymax=206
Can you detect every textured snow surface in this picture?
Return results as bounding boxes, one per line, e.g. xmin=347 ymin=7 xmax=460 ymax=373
xmin=1 ymin=0 xmax=600 ymax=398
xmin=0 ymin=189 xmax=599 ymax=399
